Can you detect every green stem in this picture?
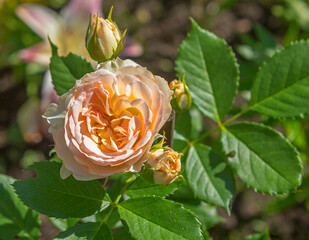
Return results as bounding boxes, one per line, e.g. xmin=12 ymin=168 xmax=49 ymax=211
xmin=181 ymin=107 xmax=251 ymax=155
xmin=191 ymin=126 xmax=221 ymax=145
xmin=101 ymin=174 xmax=137 ymax=224
xmin=102 ymin=177 xmax=109 ymax=189
xmin=222 ymin=107 xmax=251 ymax=126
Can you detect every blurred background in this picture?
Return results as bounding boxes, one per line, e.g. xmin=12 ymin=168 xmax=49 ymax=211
xmin=0 ymin=0 xmax=309 ymax=239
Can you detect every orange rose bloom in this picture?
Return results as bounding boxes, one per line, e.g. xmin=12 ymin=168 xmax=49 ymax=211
xmin=147 ymin=148 xmax=181 ymax=185
xmin=44 ymin=59 xmax=172 ymax=180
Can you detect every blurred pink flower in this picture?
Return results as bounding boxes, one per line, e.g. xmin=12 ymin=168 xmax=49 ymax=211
xmin=16 ymin=0 xmax=103 ymax=65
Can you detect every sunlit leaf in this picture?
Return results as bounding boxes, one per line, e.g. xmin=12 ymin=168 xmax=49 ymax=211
xmin=221 ymin=122 xmax=302 ymax=194
xmin=176 ymin=19 xmax=239 ymax=122
xmin=13 ymin=161 xmax=106 ymax=218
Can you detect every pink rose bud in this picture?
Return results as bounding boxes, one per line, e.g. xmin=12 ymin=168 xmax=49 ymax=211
xmin=169 ymin=77 xmax=192 ymax=112
xmin=85 ymin=9 xmax=125 ymax=62
xmin=147 ymin=148 xmax=181 ymax=185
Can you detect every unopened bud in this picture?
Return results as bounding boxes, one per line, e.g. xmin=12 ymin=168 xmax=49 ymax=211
xmin=169 ymin=77 xmax=191 ymax=112
xmin=85 ymin=9 xmax=126 ymax=62
xmin=146 ymin=148 xmax=181 ymax=185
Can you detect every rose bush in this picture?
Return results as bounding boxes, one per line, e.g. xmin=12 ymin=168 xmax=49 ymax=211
xmin=43 ymin=59 xmax=172 ymax=180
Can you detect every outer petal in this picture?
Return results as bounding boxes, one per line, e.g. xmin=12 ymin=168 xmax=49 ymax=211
xmin=116 ymin=65 xmax=155 ymax=82
xmin=41 ymin=71 xmax=59 ymax=111
xmin=16 ymin=4 xmax=64 ymax=39
xmin=42 ymin=89 xmax=73 ymax=134
xmin=55 ymin=127 xmax=102 ymax=180
xmin=97 ymin=58 xmax=139 ymax=73
xmin=155 ymin=76 xmax=173 ymax=129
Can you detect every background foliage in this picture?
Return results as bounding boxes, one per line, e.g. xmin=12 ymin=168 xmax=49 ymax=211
xmin=1 ymin=0 xmax=309 ymax=239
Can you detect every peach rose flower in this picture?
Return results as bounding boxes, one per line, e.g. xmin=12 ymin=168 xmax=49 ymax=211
xmin=147 ymin=148 xmax=181 ymax=185
xmin=43 ymin=58 xmax=172 ymax=180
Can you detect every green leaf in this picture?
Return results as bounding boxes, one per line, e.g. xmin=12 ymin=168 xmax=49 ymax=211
xmin=175 ymin=18 xmax=239 ymax=122
xmin=49 ymin=40 xmax=76 ymax=95
xmin=49 ymin=39 xmax=94 ymax=95
xmin=118 ymin=197 xmax=203 ymax=240
xmin=255 ymin=24 xmax=276 ymax=49
xmin=0 ymin=174 xmax=40 ymax=240
xmin=54 ymin=222 xmax=112 ymax=240
xmin=173 ymin=130 xmax=189 ymax=153
xmin=175 ymin=107 xmax=203 ymax=140
xmin=13 ymin=161 xmax=106 ymax=218
xmin=48 ymin=217 xmax=80 ymax=231
xmin=126 ymin=176 xmax=182 ymax=198
xmin=221 ymin=122 xmax=302 ymax=194
xmin=96 ymin=205 xmax=120 ymax=229
xmin=112 ymin=227 xmax=134 ymax=240
xmin=243 ymin=229 xmax=270 ymax=240
xmin=250 ymin=41 xmax=309 ymax=117
xmin=186 ymin=144 xmax=235 ymax=211
xmin=181 ymin=201 xmax=224 ymax=230
xmin=61 ymin=53 xmax=94 ymax=79
xmin=168 ymin=182 xmax=196 ymax=201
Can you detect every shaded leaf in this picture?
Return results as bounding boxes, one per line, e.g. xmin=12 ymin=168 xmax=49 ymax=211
xmin=54 ymin=222 xmax=112 ymax=240
xmin=173 ymin=130 xmax=189 ymax=153
xmin=0 ymin=174 xmax=40 ymax=240
xmin=48 ymin=217 xmax=80 ymax=231
xmin=182 ymin=200 xmax=224 ymax=230
xmin=126 ymin=176 xmax=182 ymax=198
xmin=186 ymin=144 xmax=235 ymax=211
xmin=112 ymin=227 xmax=134 ymax=240
xmin=175 ymin=107 xmax=203 ymax=140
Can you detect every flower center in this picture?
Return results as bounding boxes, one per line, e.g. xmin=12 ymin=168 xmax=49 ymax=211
xmin=77 ymin=84 xmax=142 ymax=153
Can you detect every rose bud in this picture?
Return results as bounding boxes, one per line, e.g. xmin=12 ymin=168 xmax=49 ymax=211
xmin=169 ymin=77 xmax=192 ymax=112
xmin=43 ymin=58 xmax=172 ymax=180
xmin=85 ymin=8 xmax=125 ymax=62
xmin=146 ymin=148 xmax=181 ymax=185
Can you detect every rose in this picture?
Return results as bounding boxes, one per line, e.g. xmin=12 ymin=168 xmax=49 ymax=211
xmin=85 ymin=13 xmax=124 ymax=62
xmin=169 ymin=78 xmax=191 ymax=112
xmin=146 ymin=148 xmax=181 ymax=185
xmin=43 ymin=58 xmax=172 ymax=180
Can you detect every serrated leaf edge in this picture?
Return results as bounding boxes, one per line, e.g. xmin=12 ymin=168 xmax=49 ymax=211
xmin=118 ymin=196 xmax=203 ymax=240
xmin=222 ymin=121 xmax=303 ymax=195
xmin=175 ymin=18 xmax=240 ymax=122
xmin=250 ymin=39 xmax=309 ymax=119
